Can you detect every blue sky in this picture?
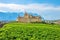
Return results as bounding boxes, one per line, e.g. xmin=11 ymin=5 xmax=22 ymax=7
xmin=0 ymin=0 xmax=60 ymax=21
xmin=0 ymin=0 xmax=60 ymax=5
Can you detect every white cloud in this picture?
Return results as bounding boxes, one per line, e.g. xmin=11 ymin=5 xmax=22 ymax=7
xmin=0 ymin=3 xmax=60 ymax=20
xmin=0 ymin=3 xmax=60 ymax=14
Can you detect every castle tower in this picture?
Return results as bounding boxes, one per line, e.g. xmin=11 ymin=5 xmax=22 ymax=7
xmin=24 ymin=12 xmax=30 ymax=22
xmin=24 ymin=12 xmax=29 ymax=19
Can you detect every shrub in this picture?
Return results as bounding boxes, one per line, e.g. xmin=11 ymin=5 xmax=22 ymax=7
xmin=0 ymin=23 xmax=60 ymax=40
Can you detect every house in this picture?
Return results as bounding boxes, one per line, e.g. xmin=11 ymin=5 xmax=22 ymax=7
xmin=54 ymin=20 xmax=60 ymax=24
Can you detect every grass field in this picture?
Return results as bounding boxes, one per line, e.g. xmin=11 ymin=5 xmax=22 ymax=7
xmin=0 ymin=22 xmax=60 ymax=40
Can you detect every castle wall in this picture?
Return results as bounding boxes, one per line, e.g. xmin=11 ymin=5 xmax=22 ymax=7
xmin=30 ymin=18 xmax=41 ymax=22
xmin=17 ymin=17 xmax=42 ymax=23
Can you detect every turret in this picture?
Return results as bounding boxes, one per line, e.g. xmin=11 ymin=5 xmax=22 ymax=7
xmin=24 ymin=12 xmax=29 ymax=19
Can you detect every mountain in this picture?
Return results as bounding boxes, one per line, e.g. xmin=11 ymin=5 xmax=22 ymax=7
xmin=0 ymin=12 xmax=40 ymax=21
xmin=0 ymin=12 xmax=18 ymax=21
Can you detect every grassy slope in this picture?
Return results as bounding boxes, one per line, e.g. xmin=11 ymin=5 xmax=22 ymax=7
xmin=0 ymin=22 xmax=60 ymax=40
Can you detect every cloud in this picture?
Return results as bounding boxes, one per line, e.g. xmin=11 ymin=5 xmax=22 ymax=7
xmin=0 ymin=3 xmax=60 ymax=14
xmin=0 ymin=3 xmax=60 ymax=20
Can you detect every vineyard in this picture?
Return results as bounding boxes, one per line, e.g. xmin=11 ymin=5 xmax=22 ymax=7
xmin=0 ymin=22 xmax=60 ymax=40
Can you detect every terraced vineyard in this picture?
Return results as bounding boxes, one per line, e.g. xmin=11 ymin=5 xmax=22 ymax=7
xmin=0 ymin=22 xmax=60 ymax=40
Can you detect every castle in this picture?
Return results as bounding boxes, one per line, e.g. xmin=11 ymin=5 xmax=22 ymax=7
xmin=16 ymin=12 xmax=42 ymax=23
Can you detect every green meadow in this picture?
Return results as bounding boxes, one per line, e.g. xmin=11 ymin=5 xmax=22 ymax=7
xmin=0 ymin=22 xmax=60 ymax=40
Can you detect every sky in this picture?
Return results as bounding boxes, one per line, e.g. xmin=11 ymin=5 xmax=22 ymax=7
xmin=0 ymin=0 xmax=60 ymax=21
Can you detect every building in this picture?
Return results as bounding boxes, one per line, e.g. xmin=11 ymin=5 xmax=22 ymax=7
xmin=16 ymin=12 xmax=42 ymax=23
xmin=54 ymin=20 xmax=60 ymax=24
